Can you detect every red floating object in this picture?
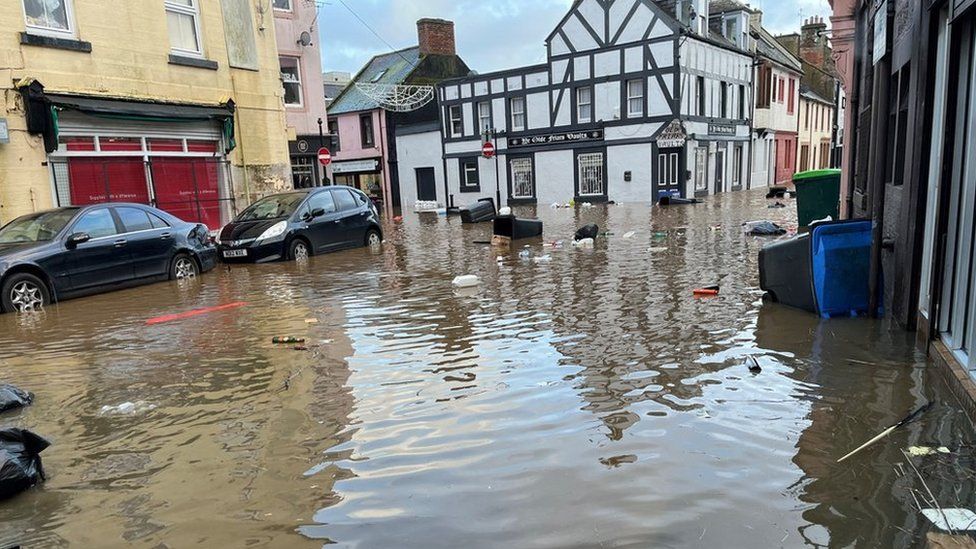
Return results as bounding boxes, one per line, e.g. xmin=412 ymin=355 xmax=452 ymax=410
xmin=146 ymin=302 xmax=247 ymax=325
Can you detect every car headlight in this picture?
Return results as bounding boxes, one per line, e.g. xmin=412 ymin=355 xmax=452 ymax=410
xmin=255 ymin=221 xmax=287 ymax=243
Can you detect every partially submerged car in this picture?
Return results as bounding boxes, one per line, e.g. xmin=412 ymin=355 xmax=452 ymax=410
xmin=0 ymin=204 xmax=216 ymax=313
xmin=216 ymin=186 xmax=382 ymax=263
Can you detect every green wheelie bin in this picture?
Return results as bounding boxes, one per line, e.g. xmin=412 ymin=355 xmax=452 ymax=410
xmin=793 ymin=169 xmax=841 ymax=228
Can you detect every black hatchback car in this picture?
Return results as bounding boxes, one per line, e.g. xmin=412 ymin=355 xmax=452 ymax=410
xmin=216 ymin=186 xmax=382 ymax=263
xmin=0 ymin=204 xmax=217 ymax=313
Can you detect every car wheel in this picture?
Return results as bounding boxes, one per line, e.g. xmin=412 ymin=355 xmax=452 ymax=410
xmin=289 ymin=239 xmax=311 ymax=261
xmin=1 ymin=273 xmax=50 ymax=313
xmin=171 ymin=254 xmax=199 ymax=280
xmin=365 ymin=229 xmax=382 ymax=248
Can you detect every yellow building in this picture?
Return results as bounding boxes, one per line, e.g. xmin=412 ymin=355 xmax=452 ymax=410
xmin=0 ymin=0 xmax=291 ymax=227
xmin=796 ymin=88 xmax=835 ymax=173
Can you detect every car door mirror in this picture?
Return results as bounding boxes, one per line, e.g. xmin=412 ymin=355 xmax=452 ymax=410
xmin=66 ymin=232 xmax=91 ymax=249
xmin=310 ymin=208 xmax=326 ymax=219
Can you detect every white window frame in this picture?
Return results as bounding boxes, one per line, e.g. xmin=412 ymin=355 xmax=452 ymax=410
xmin=577 ymin=152 xmax=605 ymax=196
xmin=510 ymin=97 xmax=526 ymax=132
xmin=272 ymin=0 xmax=292 ymax=12
xmin=22 ymin=0 xmax=76 ymax=39
xmin=694 ymin=147 xmax=708 ymax=192
xmin=510 ymin=157 xmax=534 ymax=199
xmin=657 ymin=152 xmax=679 ymax=187
xmin=478 ymin=102 xmax=492 ymax=132
xmin=461 ymin=158 xmax=480 ymax=189
xmin=449 ymin=105 xmax=463 ymax=137
xmin=577 ymin=87 xmax=593 ymax=124
xmin=165 ymin=0 xmax=203 ymax=58
xmin=627 ymin=79 xmax=644 ymax=118
xmin=280 ymin=56 xmax=303 ymax=108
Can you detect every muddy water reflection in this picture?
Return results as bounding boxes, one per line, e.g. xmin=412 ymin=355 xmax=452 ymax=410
xmin=0 ymin=189 xmax=972 ymax=548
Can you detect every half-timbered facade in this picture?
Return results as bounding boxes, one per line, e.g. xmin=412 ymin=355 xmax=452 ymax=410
xmin=423 ymin=0 xmax=753 ymax=207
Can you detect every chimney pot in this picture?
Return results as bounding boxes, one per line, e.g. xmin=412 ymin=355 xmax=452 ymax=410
xmin=417 ymin=18 xmax=456 ymax=57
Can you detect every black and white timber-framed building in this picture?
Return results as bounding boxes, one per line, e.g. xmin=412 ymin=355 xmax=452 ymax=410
xmin=395 ymin=0 xmax=755 ymax=208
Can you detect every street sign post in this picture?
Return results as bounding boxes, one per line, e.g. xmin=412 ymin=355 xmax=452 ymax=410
xmin=317 ymin=147 xmax=332 ymax=166
xmin=482 ymin=141 xmax=495 ymax=159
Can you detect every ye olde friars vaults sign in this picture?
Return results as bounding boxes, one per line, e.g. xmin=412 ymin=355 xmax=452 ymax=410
xmin=508 ymin=130 xmax=604 ymax=148
xmin=656 ymin=120 xmax=687 ymax=149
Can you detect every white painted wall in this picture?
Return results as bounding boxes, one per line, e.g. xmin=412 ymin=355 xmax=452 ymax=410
xmin=535 ymin=150 xmax=575 ymax=204
xmin=396 ymin=130 xmax=446 ymax=207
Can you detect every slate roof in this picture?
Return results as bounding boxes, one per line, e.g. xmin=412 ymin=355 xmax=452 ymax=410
xmin=800 ymin=85 xmax=833 ymax=105
xmin=753 ymin=24 xmax=803 ymax=73
xmin=328 ymin=46 xmax=422 ymax=115
xmin=709 ymin=0 xmax=750 ymax=15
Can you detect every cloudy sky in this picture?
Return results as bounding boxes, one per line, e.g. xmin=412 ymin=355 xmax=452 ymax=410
xmin=318 ymin=0 xmax=833 ymax=75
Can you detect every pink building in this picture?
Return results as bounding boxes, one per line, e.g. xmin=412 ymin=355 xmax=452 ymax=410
xmin=273 ymin=0 xmax=329 ymax=188
xmin=326 ymin=19 xmax=469 ymax=216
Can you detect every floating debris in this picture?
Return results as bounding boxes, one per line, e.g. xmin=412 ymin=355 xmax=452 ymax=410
xmin=272 ymin=336 xmax=306 ymax=344
xmin=907 ymin=446 xmax=951 ymax=457
xmin=837 ymin=402 xmax=933 ymax=463
xmin=0 ymin=385 xmax=33 ymax=414
xmin=922 ymin=508 xmax=976 ymax=532
xmin=452 ymin=275 xmax=481 ymax=288
xmin=99 ymin=401 xmax=157 ymax=416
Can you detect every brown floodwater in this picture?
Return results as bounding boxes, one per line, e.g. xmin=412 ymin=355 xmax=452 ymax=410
xmin=1 ymin=189 xmax=974 ymax=548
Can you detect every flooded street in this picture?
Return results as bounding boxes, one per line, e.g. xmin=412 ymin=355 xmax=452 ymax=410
xmin=1 ymin=189 xmax=973 ymax=548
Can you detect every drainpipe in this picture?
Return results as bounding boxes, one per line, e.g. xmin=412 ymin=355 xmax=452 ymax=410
xmin=845 ymin=52 xmax=862 ymax=219
xmin=867 ymin=12 xmax=892 ymax=318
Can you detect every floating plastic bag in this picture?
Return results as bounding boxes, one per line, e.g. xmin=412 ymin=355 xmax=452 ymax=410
xmin=743 ymin=220 xmax=787 ymax=236
xmin=452 ymin=275 xmax=481 ymax=288
xmin=0 ymin=385 xmax=33 ymax=414
xmin=0 ymin=428 xmax=50 ymax=500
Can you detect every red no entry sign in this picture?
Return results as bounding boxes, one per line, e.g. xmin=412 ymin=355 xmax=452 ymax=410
xmin=482 ymin=141 xmax=495 ymax=159
xmin=318 ymin=147 xmax=332 ymax=166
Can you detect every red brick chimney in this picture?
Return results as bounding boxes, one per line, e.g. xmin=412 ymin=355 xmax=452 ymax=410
xmin=417 ymin=18 xmax=456 ymax=57
xmin=800 ymin=16 xmax=828 ymax=67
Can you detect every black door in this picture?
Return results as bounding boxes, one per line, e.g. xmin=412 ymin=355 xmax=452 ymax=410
xmin=114 ymin=206 xmax=172 ymax=278
xmin=333 ymin=188 xmax=369 ymax=246
xmin=416 ymin=168 xmax=437 ymax=201
xmin=300 ymin=190 xmax=343 ymax=253
xmin=63 ymin=207 xmax=135 ymax=291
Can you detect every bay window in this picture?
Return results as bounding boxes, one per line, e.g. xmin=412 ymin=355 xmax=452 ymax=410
xmin=23 ymin=0 xmax=75 ymax=37
xmin=165 ymin=0 xmax=202 ymax=57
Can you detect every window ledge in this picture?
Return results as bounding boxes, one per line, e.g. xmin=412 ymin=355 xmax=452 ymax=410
xmin=20 ymin=32 xmax=91 ymax=52
xmin=459 ymin=186 xmax=482 ymax=193
xmin=169 ymin=54 xmax=218 ymax=70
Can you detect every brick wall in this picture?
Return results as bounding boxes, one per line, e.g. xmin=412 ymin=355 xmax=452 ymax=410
xmin=417 ymin=19 xmax=456 ymax=57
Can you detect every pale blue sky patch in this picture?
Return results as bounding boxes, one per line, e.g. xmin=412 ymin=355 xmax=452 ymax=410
xmin=318 ymin=0 xmax=832 ymax=75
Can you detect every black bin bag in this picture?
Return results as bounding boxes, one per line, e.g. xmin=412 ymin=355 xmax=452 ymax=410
xmin=0 ymin=428 xmax=51 ymax=500
xmin=0 ymin=385 xmax=33 ymax=414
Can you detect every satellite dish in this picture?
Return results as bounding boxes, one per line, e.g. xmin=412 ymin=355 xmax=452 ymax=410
xmin=298 ymin=31 xmax=312 ymax=47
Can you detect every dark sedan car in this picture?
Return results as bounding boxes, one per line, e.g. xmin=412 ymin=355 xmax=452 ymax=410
xmin=0 ymin=204 xmax=217 ymax=313
xmin=216 ymin=186 xmax=382 ymax=263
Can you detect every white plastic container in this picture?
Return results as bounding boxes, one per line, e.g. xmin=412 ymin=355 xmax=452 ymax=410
xmin=452 ymin=275 xmax=482 ymax=288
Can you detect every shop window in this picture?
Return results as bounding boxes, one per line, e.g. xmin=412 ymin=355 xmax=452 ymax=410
xmin=360 ymin=114 xmax=375 ymax=148
xmin=165 ymin=0 xmax=202 ymax=57
xmin=576 ymin=87 xmax=593 ymax=123
xmin=60 ymin=136 xmax=94 ymax=152
xmin=510 ymin=97 xmax=526 ymax=132
xmin=627 ymin=79 xmax=644 ymax=118
xmin=23 ymin=0 xmax=74 ymax=38
xmin=460 ymin=157 xmax=480 ymax=192
xmin=510 ymin=157 xmax=533 ymax=199
xmin=280 ymin=57 xmax=303 ymax=107
xmin=449 ymin=105 xmax=463 ymax=137
xmin=578 ymin=152 xmax=605 ymax=196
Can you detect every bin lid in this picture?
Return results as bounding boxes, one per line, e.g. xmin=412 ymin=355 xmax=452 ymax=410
xmin=793 ymin=169 xmax=841 ymax=182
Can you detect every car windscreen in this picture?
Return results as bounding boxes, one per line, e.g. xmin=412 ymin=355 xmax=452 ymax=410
xmin=0 ymin=209 xmax=78 ymax=244
xmin=236 ymin=193 xmax=307 ymax=222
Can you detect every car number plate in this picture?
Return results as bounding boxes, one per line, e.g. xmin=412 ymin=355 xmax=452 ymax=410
xmin=223 ymin=249 xmax=248 ymax=258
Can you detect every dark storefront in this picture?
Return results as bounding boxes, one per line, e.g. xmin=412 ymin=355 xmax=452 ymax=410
xmin=289 ymin=136 xmax=328 ymax=189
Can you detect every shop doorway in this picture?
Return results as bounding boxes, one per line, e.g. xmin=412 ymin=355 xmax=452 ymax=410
xmin=415 ymin=168 xmax=437 ymax=201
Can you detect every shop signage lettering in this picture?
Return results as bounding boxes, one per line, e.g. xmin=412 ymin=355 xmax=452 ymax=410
xmin=508 ymin=129 xmax=604 ymax=149
xmin=656 ymin=119 xmax=686 ymax=149
xmin=331 ymin=159 xmax=379 ymax=174
xmin=708 ymin=123 xmax=736 ymax=136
